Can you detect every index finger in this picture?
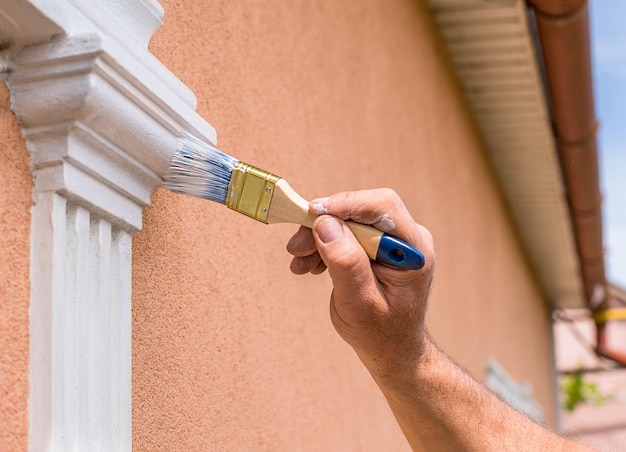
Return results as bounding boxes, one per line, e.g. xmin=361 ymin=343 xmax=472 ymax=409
xmin=310 ymin=189 xmax=431 ymax=259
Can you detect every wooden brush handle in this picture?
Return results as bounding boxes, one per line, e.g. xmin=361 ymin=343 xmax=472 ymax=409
xmin=267 ymin=179 xmax=424 ymax=270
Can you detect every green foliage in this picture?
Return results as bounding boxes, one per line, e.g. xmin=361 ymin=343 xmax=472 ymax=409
xmin=560 ymin=371 xmax=609 ymax=412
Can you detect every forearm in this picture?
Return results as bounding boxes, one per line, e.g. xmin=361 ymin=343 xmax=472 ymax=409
xmin=363 ymin=337 xmax=593 ymax=452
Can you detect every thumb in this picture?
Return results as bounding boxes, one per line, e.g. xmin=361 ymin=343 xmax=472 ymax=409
xmin=312 ymin=216 xmax=381 ymax=306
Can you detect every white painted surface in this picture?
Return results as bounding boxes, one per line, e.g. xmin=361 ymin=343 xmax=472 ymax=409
xmin=3 ymin=0 xmax=218 ymax=449
xmin=31 ymin=199 xmax=132 ymax=450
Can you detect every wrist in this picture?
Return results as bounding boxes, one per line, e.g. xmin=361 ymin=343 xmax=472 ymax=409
xmin=356 ymin=329 xmax=433 ymax=389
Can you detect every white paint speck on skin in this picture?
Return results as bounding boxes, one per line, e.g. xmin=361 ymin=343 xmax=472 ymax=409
xmin=375 ymin=213 xmax=395 ymax=232
xmin=312 ymin=203 xmax=329 ymax=215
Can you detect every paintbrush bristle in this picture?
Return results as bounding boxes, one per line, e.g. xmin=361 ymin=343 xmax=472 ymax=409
xmin=163 ymin=134 xmax=238 ymax=205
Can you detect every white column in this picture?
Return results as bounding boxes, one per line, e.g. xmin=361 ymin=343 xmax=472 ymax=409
xmin=29 ymin=197 xmax=133 ymax=451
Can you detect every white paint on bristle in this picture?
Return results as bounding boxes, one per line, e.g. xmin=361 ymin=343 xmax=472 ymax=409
xmin=163 ymin=134 xmax=238 ymax=205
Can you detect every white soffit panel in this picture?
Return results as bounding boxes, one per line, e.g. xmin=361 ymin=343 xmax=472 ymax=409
xmin=427 ymin=0 xmax=585 ymax=308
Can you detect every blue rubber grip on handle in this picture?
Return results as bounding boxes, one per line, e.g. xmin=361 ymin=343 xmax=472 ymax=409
xmin=376 ymin=233 xmax=425 ymax=270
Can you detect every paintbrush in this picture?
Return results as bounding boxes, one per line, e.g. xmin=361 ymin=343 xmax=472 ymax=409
xmin=163 ymin=134 xmax=425 ymax=270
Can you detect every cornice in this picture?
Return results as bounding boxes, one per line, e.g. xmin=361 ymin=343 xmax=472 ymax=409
xmin=7 ymin=17 xmax=216 ymax=228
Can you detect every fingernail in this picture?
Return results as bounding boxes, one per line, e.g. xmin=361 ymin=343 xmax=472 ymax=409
xmin=317 ymin=217 xmax=343 ymax=243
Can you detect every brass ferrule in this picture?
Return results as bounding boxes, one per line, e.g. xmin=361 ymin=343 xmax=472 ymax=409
xmin=225 ymin=161 xmax=281 ymax=223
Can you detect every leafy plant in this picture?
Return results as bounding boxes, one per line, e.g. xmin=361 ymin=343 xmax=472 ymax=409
xmin=560 ymin=371 xmax=610 ymax=412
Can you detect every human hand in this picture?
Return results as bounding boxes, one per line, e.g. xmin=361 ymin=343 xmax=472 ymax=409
xmin=288 ymin=191 xmax=594 ymax=452
xmin=286 ymin=189 xmax=435 ymax=374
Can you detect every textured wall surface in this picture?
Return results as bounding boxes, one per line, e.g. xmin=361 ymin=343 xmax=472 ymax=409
xmin=133 ymin=0 xmax=556 ymax=449
xmin=0 ymin=80 xmax=30 ymax=451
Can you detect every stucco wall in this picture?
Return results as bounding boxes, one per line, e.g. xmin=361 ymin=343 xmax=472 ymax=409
xmin=0 ymin=80 xmax=30 ymax=451
xmin=133 ymin=0 xmax=556 ymax=449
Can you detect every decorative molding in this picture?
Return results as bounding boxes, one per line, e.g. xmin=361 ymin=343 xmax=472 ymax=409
xmin=4 ymin=0 xmax=217 ymax=449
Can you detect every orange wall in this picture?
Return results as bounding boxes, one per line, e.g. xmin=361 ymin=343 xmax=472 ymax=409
xmin=133 ymin=0 xmax=555 ymax=449
xmin=0 ymin=80 xmax=30 ymax=451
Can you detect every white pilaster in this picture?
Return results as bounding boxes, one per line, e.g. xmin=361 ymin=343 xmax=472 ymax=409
xmin=3 ymin=1 xmax=216 ymax=450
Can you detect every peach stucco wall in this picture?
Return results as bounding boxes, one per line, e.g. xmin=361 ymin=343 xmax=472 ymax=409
xmin=0 ymin=80 xmax=30 ymax=451
xmin=133 ymin=0 xmax=556 ymax=449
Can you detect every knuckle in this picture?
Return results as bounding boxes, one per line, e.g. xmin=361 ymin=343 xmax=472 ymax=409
xmin=379 ymin=187 xmax=400 ymax=203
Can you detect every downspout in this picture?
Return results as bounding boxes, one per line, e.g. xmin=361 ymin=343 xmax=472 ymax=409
xmin=527 ymin=0 xmax=625 ymax=365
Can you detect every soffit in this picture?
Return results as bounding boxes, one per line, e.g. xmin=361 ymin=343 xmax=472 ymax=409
xmin=426 ymin=0 xmax=585 ymax=308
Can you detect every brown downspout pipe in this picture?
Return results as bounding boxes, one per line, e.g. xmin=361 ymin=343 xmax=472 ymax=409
xmin=527 ymin=0 xmax=624 ymax=365
xmin=595 ymin=322 xmax=626 ymax=365
xmin=593 ymin=287 xmax=626 ymax=366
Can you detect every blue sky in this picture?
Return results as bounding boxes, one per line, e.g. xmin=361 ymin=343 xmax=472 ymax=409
xmin=590 ymin=2 xmax=626 ymax=288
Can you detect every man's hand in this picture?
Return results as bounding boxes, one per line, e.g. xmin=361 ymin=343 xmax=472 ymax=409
xmin=286 ymin=189 xmax=435 ymax=374
xmin=286 ymin=189 xmax=594 ymax=451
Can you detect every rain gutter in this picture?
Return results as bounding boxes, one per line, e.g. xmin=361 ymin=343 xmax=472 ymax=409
xmin=528 ymin=0 xmax=624 ymax=365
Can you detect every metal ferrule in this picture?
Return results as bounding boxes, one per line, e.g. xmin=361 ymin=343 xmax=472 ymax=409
xmin=225 ymin=161 xmax=281 ymax=223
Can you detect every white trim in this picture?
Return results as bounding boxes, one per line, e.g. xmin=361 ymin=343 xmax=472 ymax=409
xmin=3 ymin=1 xmax=216 ymax=449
